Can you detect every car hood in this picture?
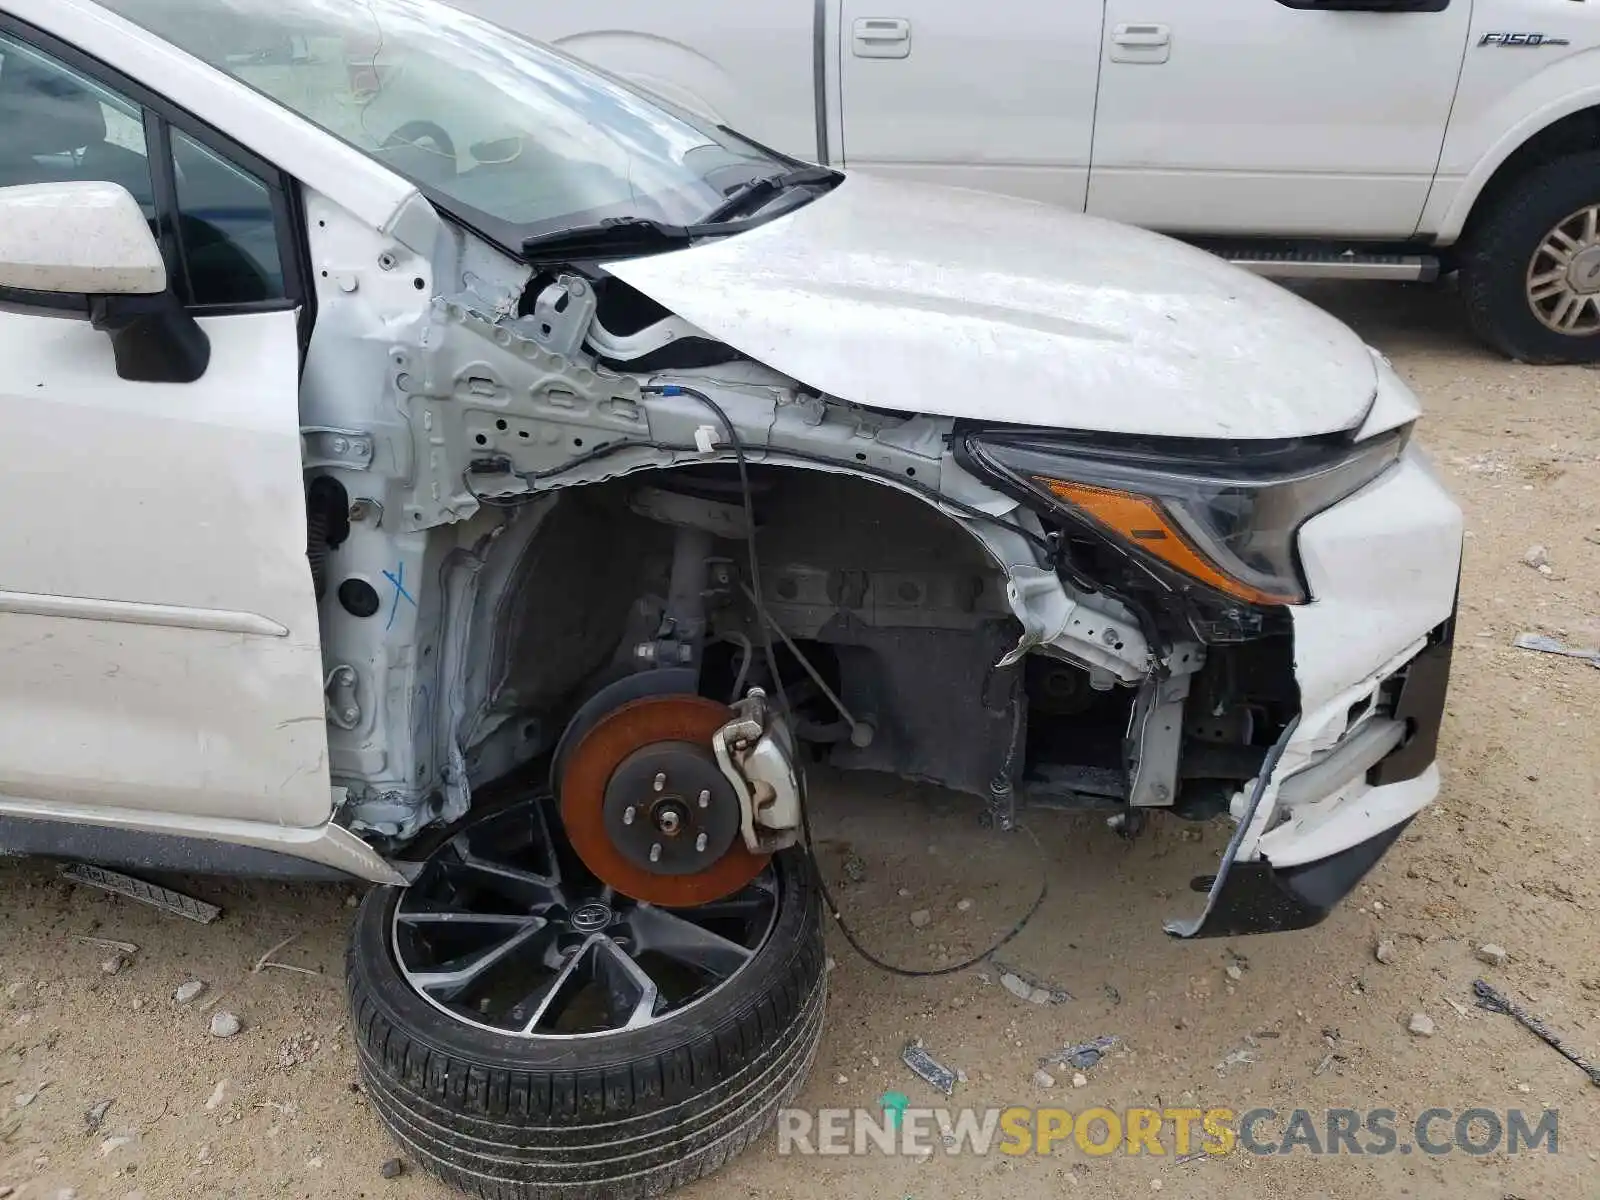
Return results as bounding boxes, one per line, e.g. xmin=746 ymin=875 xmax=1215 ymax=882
xmin=604 ymin=174 xmax=1379 ymax=439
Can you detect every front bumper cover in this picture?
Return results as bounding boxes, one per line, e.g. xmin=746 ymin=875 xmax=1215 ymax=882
xmin=1169 ymin=604 xmax=1455 ymax=939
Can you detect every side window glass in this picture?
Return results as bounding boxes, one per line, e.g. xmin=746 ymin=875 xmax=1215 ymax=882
xmin=0 ymin=33 xmax=155 ymax=219
xmin=171 ymin=129 xmax=285 ymax=305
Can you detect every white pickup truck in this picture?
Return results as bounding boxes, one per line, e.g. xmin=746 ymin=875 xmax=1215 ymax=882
xmin=456 ymin=0 xmax=1600 ymax=363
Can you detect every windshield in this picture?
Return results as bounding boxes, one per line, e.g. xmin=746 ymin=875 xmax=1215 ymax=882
xmin=97 ymin=0 xmax=787 ymax=246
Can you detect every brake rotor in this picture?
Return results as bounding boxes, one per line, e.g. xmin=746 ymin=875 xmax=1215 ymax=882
xmin=559 ymin=694 xmax=770 ymax=906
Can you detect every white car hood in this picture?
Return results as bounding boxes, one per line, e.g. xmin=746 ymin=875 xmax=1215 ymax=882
xmin=604 ymin=174 xmax=1378 ymax=439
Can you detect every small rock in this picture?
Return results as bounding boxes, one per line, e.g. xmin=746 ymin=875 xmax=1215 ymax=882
xmin=1516 ymin=1083 xmax=1530 ymax=1093
xmin=204 ymin=1080 xmax=229 ymax=1111
xmin=173 ymin=980 xmax=205 ymax=1004
xmin=97 ymin=1135 xmax=134 ymax=1157
xmin=1476 ymin=943 xmax=1509 ymax=967
xmin=1032 ymin=1069 xmax=1056 ymax=1089
xmin=1177 ymin=827 xmax=1203 ymax=842
xmin=196 ymin=1145 xmax=212 ymax=1165
xmin=835 ymin=1073 xmax=848 ymax=1085
xmin=1408 ymin=1012 xmax=1435 ymax=1038
xmin=1151 ymin=1182 xmax=1164 ymax=1193
xmin=85 ymin=1098 xmax=114 ymax=1131
xmin=1372 ymin=900 xmax=1385 ymax=913
xmin=897 ymin=888 xmax=911 ymax=898
xmin=307 ymin=1155 xmax=324 ymax=1170
xmin=1224 ymin=964 xmax=1243 ymax=982
xmin=824 ymin=956 xmax=837 ymax=972
xmin=52 ymin=1190 xmax=77 ymax=1200
xmin=209 ymin=1011 xmax=242 ymax=1038
xmin=1523 ymin=544 xmax=1550 ymax=569
xmin=380 ymin=1158 xmax=404 ymax=1180
xmin=100 ymin=956 xmax=127 ymax=976
xmin=14 ymin=1091 xmax=37 ymax=1108
xmin=0 ymin=1188 xmax=12 ymax=1199
xmin=999 ymin=972 xmax=1047 ymax=1005
xmin=1072 ymin=1072 xmax=1088 ymax=1088
xmin=909 ymin=909 xmax=932 ymax=929
xmin=1374 ymin=938 xmax=1397 ymax=965
xmin=841 ymin=854 xmax=867 ymax=884
xmin=344 ymin=894 xmax=360 ymax=908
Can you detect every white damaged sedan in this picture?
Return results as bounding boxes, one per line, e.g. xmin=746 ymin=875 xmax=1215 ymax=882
xmin=0 ymin=0 xmax=1460 ymax=1193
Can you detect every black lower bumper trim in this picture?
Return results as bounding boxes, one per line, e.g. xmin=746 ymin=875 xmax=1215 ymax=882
xmin=1174 ymin=816 xmax=1414 ymax=938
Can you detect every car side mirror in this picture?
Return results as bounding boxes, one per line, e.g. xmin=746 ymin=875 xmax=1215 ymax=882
xmin=0 ymin=181 xmax=210 ymax=383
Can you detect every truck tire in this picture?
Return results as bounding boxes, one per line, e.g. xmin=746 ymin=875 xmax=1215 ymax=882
xmin=346 ymin=796 xmax=825 ymax=1199
xmin=1460 ymin=151 xmax=1600 ymax=363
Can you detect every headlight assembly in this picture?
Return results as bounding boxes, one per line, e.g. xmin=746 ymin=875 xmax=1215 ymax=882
xmin=961 ymin=426 xmax=1409 ymax=606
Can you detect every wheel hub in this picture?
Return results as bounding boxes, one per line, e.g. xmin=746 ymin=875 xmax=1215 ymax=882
xmin=1566 ymin=244 xmax=1600 ymax=294
xmin=560 ymin=694 xmax=769 ymax=906
xmin=601 ymin=740 xmax=741 ymax=874
xmin=568 ymin=900 xmax=613 ymax=933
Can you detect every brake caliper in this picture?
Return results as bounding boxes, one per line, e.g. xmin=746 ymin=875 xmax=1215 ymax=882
xmin=712 ymin=688 xmax=802 ymax=855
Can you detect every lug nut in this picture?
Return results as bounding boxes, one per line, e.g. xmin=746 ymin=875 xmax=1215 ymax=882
xmin=649 ymin=842 xmax=662 ymax=863
xmin=653 ymin=772 xmax=667 ymax=792
xmin=697 ymin=790 xmax=711 ymax=808
xmin=622 ymin=806 xmax=636 ymax=825
xmin=695 ymin=832 xmax=708 ymax=853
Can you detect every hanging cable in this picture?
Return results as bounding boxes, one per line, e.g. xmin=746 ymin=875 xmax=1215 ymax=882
xmin=640 ymin=383 xmax=1049 ymax=977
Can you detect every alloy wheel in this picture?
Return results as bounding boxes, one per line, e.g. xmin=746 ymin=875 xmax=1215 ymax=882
xmin=1525 ymin=204 xmax=1600 ymax=335
xmin=391 ymin=799 xmax=778 ymax=1039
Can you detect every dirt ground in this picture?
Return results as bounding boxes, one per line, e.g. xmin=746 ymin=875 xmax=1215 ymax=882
xmin=2 ymin=281 xmax=1597 ymax=1200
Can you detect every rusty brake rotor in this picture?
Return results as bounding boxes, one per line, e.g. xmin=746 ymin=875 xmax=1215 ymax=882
xmin=559 ymin=694 xmax=770 ymax=906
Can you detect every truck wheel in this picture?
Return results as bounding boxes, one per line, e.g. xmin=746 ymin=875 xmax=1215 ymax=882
xmin=346 ymin=795 xmax=825 ymax=1199
xmin=1460 ymin=151 xmax=1600 ymax=363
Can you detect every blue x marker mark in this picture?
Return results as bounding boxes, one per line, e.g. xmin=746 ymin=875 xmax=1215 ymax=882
xmin=383 ymin=561 xmax=417 ymax=630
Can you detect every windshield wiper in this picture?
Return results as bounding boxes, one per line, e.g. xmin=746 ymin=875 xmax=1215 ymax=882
xmin=700 ymin=165 xmax=840 ymax=224
xmin=519 ymin=216 xmax=700 ymax=262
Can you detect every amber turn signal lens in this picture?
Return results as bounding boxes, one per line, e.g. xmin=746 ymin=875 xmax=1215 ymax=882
xmin=1033 ymin=477 xmax=1299 ymax=606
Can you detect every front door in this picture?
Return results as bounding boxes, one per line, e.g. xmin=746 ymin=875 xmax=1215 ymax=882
xmin=0 ymin=28 xmax=330 ymax=827
xmin=1088 ymin=0 xmax=1472 ymax=237
xmin=837 ymin=0 xmax=1108 ymax=208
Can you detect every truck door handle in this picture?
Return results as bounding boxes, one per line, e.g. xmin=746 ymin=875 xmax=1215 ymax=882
xmin=1111 ymin=23 xmax=1171 ymax=47
xmin=852 ymin=17 xmax=912 ymax=58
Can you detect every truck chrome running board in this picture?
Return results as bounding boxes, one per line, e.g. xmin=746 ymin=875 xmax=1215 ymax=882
xmin=1218 ymin=250 xmax=1440 ymax=282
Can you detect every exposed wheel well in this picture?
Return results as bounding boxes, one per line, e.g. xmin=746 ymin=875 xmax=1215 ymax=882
xmin=1461 ymin=105 xmax=1600 ymax=245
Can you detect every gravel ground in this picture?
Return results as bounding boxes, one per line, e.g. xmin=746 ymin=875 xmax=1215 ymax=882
xmin=3 ymin=282 xmax=1597 ymax=1200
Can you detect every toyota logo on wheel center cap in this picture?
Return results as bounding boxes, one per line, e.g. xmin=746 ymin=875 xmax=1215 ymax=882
xmin=569 ymin=901 xmax=613 ymax=932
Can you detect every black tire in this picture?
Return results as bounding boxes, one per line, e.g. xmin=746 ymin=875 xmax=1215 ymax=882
xmin=347 ymin=846 xmax=825 ymax=1200
xmin=1460 ymin=150 xmax=1600 ymax=363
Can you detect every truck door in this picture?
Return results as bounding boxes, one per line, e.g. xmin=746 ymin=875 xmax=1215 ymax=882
xmin=837 ymin=0 xmax=1108 ymax=208
xmin=458 ymin=0 xmax=824 ymax=161
xmin=1089 ymin=0 xmax=1473 ymax=238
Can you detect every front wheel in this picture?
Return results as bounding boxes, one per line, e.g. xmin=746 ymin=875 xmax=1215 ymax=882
xmin=346 ymin=795 xmax=825 ymax=1199
xmin=1460 ymin=151 xmax=1600 ymax=363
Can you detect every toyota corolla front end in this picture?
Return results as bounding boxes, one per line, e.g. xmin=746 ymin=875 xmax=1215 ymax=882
xmin=1 ymin=0 xmax=1462 ymax=1193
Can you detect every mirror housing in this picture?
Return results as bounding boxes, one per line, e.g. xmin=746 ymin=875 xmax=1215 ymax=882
xmin=0 ymin=181 xmax=209 ymax=383
xmin=0 ymin=181 xmax=166 ymax=295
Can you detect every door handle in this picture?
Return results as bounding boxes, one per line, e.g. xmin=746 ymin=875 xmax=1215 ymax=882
xmin=852 ymin=17 xmax=912 ymax=58
xmin=855 ymin=17 xmax=910 ymax=41
xmin=1109 ymin=21 xmax=1171 ymax=62
xmin=1111 ymin=23 xmax=1171 ymax=47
